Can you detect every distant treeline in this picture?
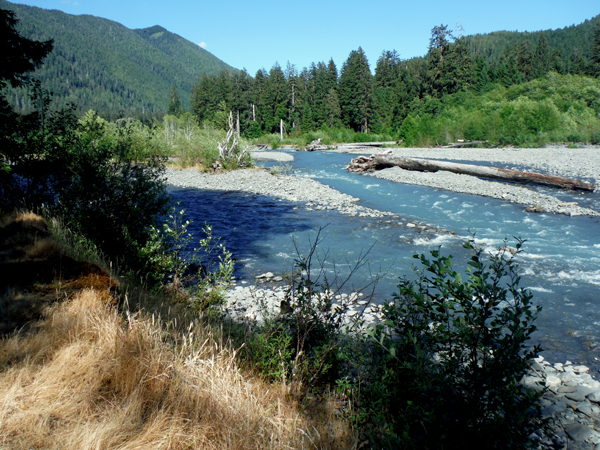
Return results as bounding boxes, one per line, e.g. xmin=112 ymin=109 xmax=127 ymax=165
xmin=190 ymin=19 xmax=600 ymax=145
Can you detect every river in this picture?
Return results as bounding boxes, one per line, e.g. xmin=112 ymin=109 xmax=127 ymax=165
xmin=169 ymin=149 xmax=600 ymax=370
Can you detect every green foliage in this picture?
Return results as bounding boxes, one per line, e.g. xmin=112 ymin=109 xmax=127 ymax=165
xmin=0 ymin=0 xmax=236 ymax=119
xmin=246 ymin=229 xmax=371 ymax=391
xmin=167 ymin=85 xmax=184 ymax=116
xmin=248 ymin=321 xmax=294 ymax=382
xmin=3 ymin=84 xmax=170 ymax=270
xmin=361 ymin=240 xmax=542 ymax=449
xmin=339 ymin=48 xmax=376 ymax=133
xmin=269 ymin=162 xmax=293 ymax=176
xmin=0 ymin=7 xmax=52 ymax=90
xmin=591 ymin=23 xmax=600 ymax=77
xmin=141 ymin=207 xmax=234 ymax=309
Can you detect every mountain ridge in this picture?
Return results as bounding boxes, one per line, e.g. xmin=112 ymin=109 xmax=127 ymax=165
xmin=0 ymin=0 xmax=237 ymax=119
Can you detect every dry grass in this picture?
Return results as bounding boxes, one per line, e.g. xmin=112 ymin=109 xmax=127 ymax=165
xmin=0 ymin=287 xmax=348 ymax=449
xmin=0 ymin=212 xmax=354 ymax=449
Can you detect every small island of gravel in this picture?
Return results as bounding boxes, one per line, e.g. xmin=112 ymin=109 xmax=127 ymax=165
xmin=333 ymin=145 xmax=600 ymax=218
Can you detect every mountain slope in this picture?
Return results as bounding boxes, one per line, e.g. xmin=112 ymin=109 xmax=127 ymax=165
xmin=462 ymin=15 xmax=600 ymax=68
xmin=0 ymin=0 xmax=237 ymax=118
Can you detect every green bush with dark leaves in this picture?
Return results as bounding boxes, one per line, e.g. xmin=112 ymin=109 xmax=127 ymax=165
xmin=361 ymin=240 xmax=543 ymax=449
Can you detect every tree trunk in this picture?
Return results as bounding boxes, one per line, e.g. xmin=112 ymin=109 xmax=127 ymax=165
xmin=346 ymin=154 xmax=596 ymax=192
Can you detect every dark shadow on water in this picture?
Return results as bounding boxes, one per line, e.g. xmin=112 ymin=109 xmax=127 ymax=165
xmin=168 ymin=187 xmax=319 ymax=277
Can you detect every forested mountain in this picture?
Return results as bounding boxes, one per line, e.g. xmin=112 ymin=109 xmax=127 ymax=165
xmin=463 ymin=16 xmax=600 ymax=73
xmin=189 ymin=15 xmax=600 ymax=145
xmin=0 ymin=0 xmax=236 ymax=119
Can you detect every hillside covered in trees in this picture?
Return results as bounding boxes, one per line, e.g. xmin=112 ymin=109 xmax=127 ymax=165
xmin=192 ymin=17 xmax=600 ymax=146
xmin=0 ymin=0 xmax=236 ymax=119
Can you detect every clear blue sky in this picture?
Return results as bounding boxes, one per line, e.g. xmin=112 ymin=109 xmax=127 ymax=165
xmin=11 ymin=0 xmax=600 ymax=75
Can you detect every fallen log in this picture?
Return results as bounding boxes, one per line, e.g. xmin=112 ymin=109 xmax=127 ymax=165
xmin=340 ymin=141 xmax=398 ymax=147
xmin=346 ymin=155 xmax=596 ymax=192
xmin=442 ymin=140 xmax=488 ymax=148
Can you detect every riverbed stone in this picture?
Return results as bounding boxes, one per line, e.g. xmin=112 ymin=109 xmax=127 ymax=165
xmin=565 ymin=423 xmax=593 ymax=442
xmin=566 ymin=391 xmax=588 ymax=402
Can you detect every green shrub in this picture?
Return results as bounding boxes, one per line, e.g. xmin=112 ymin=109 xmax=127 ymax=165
xmin=361 ymin=239 xmax=543 ymax=449
xmin=246 ymin=229 xmax=373 ymax=391
xmin=3 ymin=89 xmax=170 ymax=270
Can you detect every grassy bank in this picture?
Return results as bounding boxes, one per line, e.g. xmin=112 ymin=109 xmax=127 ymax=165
xmin=0 ymin=212 xmax=352 ymax=449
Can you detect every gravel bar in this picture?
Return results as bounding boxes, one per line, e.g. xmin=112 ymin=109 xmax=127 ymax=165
xmin=164 ymin=167 xmax=394 ymax=219
xmin=335 ymin=145 xmax=600 ymax=217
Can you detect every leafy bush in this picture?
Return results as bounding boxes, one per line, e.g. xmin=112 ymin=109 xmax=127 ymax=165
xmin=141 ymin=207 xmax=234 ymax=308
xmin=246 ymin=229 xmax=373 ymax=391
xmin=361 ymin=240 xmax=542 ymax=449
xmin=3 ymin=87 xmax=170 ymax=270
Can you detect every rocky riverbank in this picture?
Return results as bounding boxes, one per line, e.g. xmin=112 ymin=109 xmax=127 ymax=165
xmin=223 ymin=278 xmax=600 ymax=450
xmin=334 ymin=145 xmax=600 ymax=218
xmin=164 ymin=167 xmax=392 ymax=219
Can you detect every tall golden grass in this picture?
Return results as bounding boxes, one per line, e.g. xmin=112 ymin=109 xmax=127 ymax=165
xmin=0 ymin=288 xmax=339 ymax=448
xmin=0 ymin=212 xmax=353 ymax=449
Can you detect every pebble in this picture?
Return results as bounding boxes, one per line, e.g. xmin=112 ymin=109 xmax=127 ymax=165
xmin=223 ymin=280 xmax=600 ymax=449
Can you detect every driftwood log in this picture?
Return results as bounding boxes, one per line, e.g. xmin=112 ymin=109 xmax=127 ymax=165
xmin=303 ymin=140 xmax=400 ymax=152
xmin=304 ymin=138 xmax=323 ymax=151
xmin=442 ymin=140 xmax=488 ymax=148
xmin=346 ymin=154 xmax=596 ymax=192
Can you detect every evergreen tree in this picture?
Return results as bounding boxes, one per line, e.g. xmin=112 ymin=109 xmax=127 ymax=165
xmin=473 ymin=56 xmax=492 ymax=92
xmin=326 ymin=58 xmax=338 ymax=88
xmin=534 ymin=34 xmax=552 ymax=77
xmin=326 ymin=87 xmax=341 ymax=128
xmin=264 ymin=63 xmax=288 ymax=133
xmin=190 ymin=73 xmax=219 ymax=123
xmin=167 ymin=84 xmax=183 ymax=116
xmin=375 ymin=50 xmax=401 ymax=88
xmin=591 ymin=23 xmax=600 ymax=77
xmin=426 ymin=25 xmax=473 ymax=96
xmin=497 ymin=56 xmax=521 ymax=87
xmin=1 ymin=7 xmax=53 ymax=174
xmin=0 ymin=8 xmax=53 ymax=89
xmin=338 ymin=47 xmax=375 ymax=132
xmin=515 ymin=41 xmax=535 ymax=81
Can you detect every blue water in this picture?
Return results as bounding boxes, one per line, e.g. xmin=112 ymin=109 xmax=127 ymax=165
xmin=170 ymin=150 xmax=600 ymax=369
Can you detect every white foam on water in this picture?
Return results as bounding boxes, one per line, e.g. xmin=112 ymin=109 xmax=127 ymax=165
xmin=473 ymin=237 xmax=504 ymax=247
xmin=527 ymin=286 xmax=554 ymax=293
xmin=276 ymin=252 xmax=294 ymax=259
xmin=541 ymin=269 xmax=600 ymax=286
xmin=519 ymin=252 xmax=553 ymax=260
xmin=413 ymin=234 xmax=460 ymax=247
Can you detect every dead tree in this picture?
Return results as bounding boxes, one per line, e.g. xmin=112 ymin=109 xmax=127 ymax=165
xmin=346 ymin=154 xmax=596 ymax=192
xmin=215 ymin=111 xmax=248 ymax=168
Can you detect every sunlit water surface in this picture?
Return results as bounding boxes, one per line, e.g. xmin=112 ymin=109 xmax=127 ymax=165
xmin=169 ymin=149 xmax=600 ymax=370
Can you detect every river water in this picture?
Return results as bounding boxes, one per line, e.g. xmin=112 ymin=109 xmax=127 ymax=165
xmin=170 ymin=149 xmax=600 ymax=370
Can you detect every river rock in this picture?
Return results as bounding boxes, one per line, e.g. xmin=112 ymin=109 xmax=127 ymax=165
xmin=565 ymin=423 xmax=594 ymax=442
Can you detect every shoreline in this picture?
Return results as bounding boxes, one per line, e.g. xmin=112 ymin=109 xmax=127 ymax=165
xmin=222 ymin=280 xmax=600 ymax=449
xmin=166 ymin=152 xmax=600 ymax=448
xmin=331 ymin=145 xmax=600 ymax=218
